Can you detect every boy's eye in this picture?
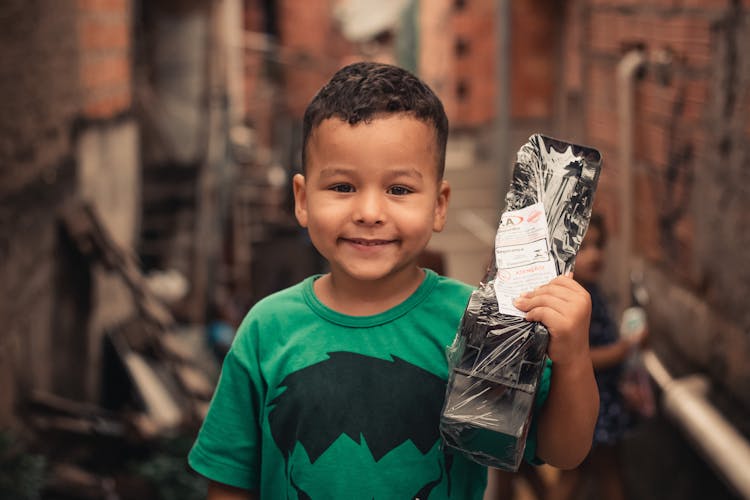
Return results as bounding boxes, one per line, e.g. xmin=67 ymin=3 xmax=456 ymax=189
xmin=387 ymin=185 xmax=412 ymax=196
xmin=330 ymin=184 xmax=354 ymax=193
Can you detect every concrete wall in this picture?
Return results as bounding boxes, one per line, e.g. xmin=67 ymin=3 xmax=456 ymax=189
xmin=77 ymin=121 xmax=140 ymax=399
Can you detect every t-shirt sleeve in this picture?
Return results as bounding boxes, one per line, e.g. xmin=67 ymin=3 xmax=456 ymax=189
xmin=522 ymin=358 xmax=552 ymax=465
xmin=188 ymin=317 xmax=263 ymax=491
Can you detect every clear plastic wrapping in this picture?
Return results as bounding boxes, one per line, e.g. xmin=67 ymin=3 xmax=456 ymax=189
xmin=439 ymin=134 xmax=602 ymax=471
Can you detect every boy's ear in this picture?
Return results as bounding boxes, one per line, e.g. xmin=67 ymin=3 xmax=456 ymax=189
xmin=292 ymin=173 xmax=309 ymax=227
xmin=433 ymin=180 xmax=450 ymax=232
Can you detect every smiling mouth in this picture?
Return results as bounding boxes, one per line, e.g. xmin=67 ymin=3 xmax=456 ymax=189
xmin=344 ymin=238 xmax=395 ymax=246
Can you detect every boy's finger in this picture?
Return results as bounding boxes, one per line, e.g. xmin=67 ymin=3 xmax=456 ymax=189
xmin=549 ymin=274 xmax=584 ymax=290
xmin=525 ymin=281 xmax=579 ymax=302
xmin=513 ymin=293 xmax=568 ymax=314
xmin=523 ymin=306 xmax=564 ymax=327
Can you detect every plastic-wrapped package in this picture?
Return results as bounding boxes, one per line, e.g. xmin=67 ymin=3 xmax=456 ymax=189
xmin=439 ymin=134 xmax=602 ymax=471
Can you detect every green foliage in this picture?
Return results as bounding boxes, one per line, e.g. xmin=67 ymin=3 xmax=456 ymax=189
xmin=0 ymin=432 xmax=47 ymax=500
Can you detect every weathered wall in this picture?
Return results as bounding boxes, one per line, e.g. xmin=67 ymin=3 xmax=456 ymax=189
xmin=77 ymin=121 xmax=140 ymax=399
xmin=0 ymin=2 xmax=80 ymax=193
xmin=277 ymin=0 xmax=355 ymax=119
xmin=420 ymin=0 xmax=562 ymax=130
xmin=243 ymin=0 xmax=277 ymax=150
xmin=0 ymin=0 xmax=138 ymax=424
xmin=135 ymin=2 xmax=209 ymax=280
xmin=0 ymin=1 xmax=82 ymax=425
xmin=77 ymin=0 xmax=139 ymax=401
xmin=419 ymin=0 xmax=496 ymax=128
xmin=566 ymin=0 xmax=750 ymax=422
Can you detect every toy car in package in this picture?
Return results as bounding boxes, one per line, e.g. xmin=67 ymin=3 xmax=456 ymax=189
xmin=439 ymin=134 xmax=602 ymax=471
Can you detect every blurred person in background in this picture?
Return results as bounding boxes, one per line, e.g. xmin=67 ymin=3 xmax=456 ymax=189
xmin=549 ymin=214 xmax=649 ymax=500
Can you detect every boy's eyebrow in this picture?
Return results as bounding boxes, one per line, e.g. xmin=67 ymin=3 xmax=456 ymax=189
xmin=318 ymin=167 xmax=356 ymax=179
xmin=387 ymin=168 xmax=424 ymax=180
xmin=318 ymin=167 xmax=424 ymax=179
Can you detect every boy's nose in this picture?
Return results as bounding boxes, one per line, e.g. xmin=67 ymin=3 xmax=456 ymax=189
xmin=353 ymin=192 xmax=385 ymax=225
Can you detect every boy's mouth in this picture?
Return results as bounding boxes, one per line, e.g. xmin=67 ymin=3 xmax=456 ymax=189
xmin=343 ymin=238 xmax=395 ymax=246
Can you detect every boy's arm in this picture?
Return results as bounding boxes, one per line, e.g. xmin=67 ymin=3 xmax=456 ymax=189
xmin=513 ymin=274 xmax=599 ymax=469
xmin=208 ymin=481 xmax=257 ymax=500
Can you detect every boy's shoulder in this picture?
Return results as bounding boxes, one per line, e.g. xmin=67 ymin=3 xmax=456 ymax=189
xmin=232 ymin=277 xmax=317 ymax=346
xmin=247 ymin=276 xmax=314 ymax=315
xmin=415 ymin=271 xmax=474 ymax=320
xmin=431 ymin=272 xmax=474 ymax=300
xmin=434 ymin=272 xmax=474 ymax=290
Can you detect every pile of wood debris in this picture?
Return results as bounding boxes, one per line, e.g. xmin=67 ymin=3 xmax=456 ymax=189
xmin=16 ymin=201 xmax=218 ymax=498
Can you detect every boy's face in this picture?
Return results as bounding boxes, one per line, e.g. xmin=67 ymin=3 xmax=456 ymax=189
xmin=293 ymin=115 xmax=449 ymax=285
xmin=575 ymin=225 xmax=605 ymax=285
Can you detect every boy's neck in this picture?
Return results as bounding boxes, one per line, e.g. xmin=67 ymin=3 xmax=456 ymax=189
xmin=313 ymin=267 xmax=426 ymax=316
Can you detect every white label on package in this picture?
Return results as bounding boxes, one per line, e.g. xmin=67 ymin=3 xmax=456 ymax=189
xmin=493 ymin=202 xmax=558 ymax=317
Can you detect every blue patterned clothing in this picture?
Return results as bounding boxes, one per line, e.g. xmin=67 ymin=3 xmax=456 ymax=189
xmin=586 ymin=283 xmax=632 ymax=446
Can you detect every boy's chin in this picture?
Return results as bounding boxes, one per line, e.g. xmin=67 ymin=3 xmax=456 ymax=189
xmin=335 ymin=264 xmax=421 ymax=283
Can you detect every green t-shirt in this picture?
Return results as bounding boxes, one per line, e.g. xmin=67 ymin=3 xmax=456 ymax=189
xmin=189 ymin=269 xmax=550 ymax=499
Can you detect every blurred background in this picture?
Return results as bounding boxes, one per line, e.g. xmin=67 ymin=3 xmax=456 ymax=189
xmin=0 ymin=0 xmax=749 ymax=499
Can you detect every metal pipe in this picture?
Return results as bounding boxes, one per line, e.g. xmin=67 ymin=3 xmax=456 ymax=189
xmin=616 ymin=49 xmax=646 ymax=317
xmin=642 ymin=350 xmax=750 ymax=498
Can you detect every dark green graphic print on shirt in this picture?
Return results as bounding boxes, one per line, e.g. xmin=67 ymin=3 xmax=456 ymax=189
xmin=268 ymin=352 xmax=455 ymax=499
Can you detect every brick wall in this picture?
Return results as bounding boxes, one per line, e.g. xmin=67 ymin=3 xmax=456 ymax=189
xmin=571 ymin=0 xmax=750 ymax=412
xmin=451 ymin=0 xmax=496 ymax=126
xmin=0 ymin=0 xmax=137 ymax=424
xmin=0 ymin=3 xmax=80 ymax=195
xmin=277 ymin=0 xmax=356 ymax=118
xmin=420 ymin=0 xmax=498 ymax=128
xmin=419 ymin=0 xmax=454 ymax=117
xmin=510 ymin=0 xmax=563 ymax=120
xmin=420 ymin=0 xmax=564 ymax=138
xmin=77 ymin=0 xmax=133 ymax=119
xmin=0 ymin=3 xmax=82 ymax=424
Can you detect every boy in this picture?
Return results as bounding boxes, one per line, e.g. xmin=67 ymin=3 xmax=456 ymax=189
xmin=188 ymin=62 xmax=599 ymax=499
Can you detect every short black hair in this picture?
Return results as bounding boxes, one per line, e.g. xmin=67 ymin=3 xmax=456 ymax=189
xmin=301 ymin=61 xmax=449 ymax=177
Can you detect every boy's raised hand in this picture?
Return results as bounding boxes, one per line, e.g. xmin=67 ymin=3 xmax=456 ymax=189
xmin=512 ymin=273 xmax=592 ymax=366
xmin=512 ymin=272 xmax=598 ymax=468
